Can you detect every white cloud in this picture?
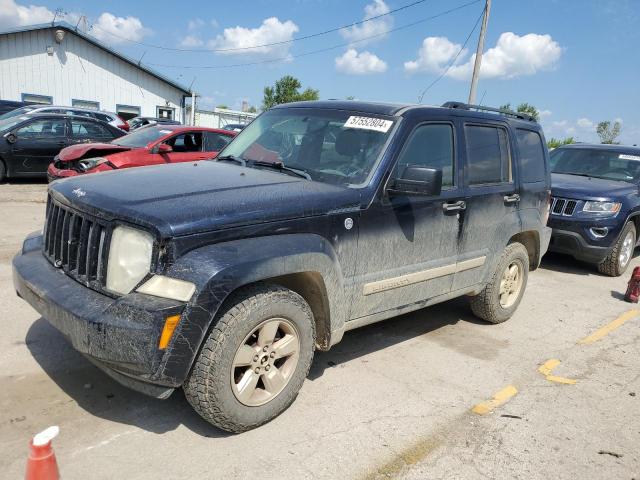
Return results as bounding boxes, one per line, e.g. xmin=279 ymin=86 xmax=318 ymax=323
xmin=187 ymin=19 xmax=205 ymax=31
xmin=577 ymin=118 xmax=594 ymax=129
xmin=335 ymin=48 xmax=387 ymax=75
xmin=448 ymin=32 xmax=562 ymax=80
xmin=208 ymin=17 xmax=298 ymax=56
xmin=404 ymin=36 xmax=466 ymax=74
xmin=0 ymin=0 xmax=54 ymax=28
xmin=90 ymin=12 xmax=150 ymax=44
xmin=340 ymin=0 xmax=392 ymax=45
xmin=180 ymin=34 xmax=204 ymax=48
xmin=539 ymin=109 xmax=552 ymax=118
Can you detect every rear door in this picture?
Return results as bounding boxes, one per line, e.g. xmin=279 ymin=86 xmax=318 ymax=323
xmin=10 ymin=117 xmax=68 ymax=174
xmin=452 ymin=121 xmax=521 ymax=291
xmin=515 ymin=128 xmax=550 ymax=233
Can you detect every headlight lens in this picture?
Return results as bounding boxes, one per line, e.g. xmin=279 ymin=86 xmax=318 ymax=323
xmin=582 ymin=201 xmax=621 ymax=214
xmin=106 ymin=226 xmax=154 ymax=295
xmin=78 ymin=157 xmax=108 ymax=171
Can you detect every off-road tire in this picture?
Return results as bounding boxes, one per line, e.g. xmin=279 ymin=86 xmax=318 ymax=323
xmin=470 ymin=242 xmax=529 ymax=324
xmin=184 ymin=283 xmax=315 ymax=433
xmin=598 ymin=222 xmax=636 ymax=277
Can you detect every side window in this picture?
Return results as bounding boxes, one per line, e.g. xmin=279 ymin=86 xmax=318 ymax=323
xmin=16 ymin=119 xmax=66 ymax=137
xmin=394 ymin=123 xmax=454 ymax=187
xmin=205 ymin=132 xmax=232 ymax=151
xmin=167 ymin=133 xmax=203 ymax=152
xmin=71 ymin=120 xmax=113 ymax=139
xmin=516 ymin=129 xmax=546 ymax=182
xmin=465 ymin=125 xmax=512 ymax=185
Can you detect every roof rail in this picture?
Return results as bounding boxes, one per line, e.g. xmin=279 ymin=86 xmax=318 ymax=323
xmin=441 ymin=101 xmax=536 ymax=122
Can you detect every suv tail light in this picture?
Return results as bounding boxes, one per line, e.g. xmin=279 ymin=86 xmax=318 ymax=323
xmin=543 ymin=190 xmax=551 ymax=224
xmin=116 ymin=115 xmax=129 ymax=131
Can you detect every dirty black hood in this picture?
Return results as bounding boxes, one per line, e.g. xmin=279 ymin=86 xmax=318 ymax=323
xmin=551 ymin=173 xmax=638 ymax=200
xmin=49 ymin=161 xmax=361 ymax=237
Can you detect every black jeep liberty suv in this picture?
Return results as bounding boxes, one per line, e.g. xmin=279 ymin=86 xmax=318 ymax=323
xmin=13 ymin=101 xmax=551 ymax=432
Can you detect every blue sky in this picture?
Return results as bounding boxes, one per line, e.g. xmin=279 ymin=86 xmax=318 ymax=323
xmin=2 ymin=0 xmax=638 ymax=144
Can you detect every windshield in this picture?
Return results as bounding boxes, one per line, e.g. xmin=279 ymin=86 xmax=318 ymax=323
xmin=550 ymin=148 xmax=640 ymax=183
xmin=0 ymin=106 xmax=38 ymax=120
xmin=0 ymin=115 xmax=30 ymax=133
xmin=217 ymin=108 xmax=396 ymax=187
xmin=111 ymin=126 xmax=172 ymax=147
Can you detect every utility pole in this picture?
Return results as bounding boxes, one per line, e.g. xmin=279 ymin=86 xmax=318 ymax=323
xmin=468 ymin=0 xmax=491 ymax=105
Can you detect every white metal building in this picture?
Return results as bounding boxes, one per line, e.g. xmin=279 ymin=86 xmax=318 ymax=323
xmin=188 ymin=107 xmax=258 ymax=129
xmin=0 ymin=21 xmax=191 ymax=122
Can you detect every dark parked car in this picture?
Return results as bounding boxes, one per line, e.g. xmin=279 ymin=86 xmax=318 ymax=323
xmin=548 ymin=144 xmax=640 ymax=276
xmin=48 ymin=126 xmax=236 ymax=180
xmin=0 ymin=114 xmax=125 ymax=181
xmin=13 ymin=101 xmax=551 ymax=432
xmin=0 ymin=105 xmax=129 ymax=131
xmin=127 ymin=116 xmax=181 ymax=131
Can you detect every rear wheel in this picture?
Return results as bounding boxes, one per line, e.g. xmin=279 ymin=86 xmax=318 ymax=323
xmin=470 ymin=243 xmax=529 ymax=324
xmin=598 ymin=222 xmax=636 ymax=277
xmin=184 ymin=284 xmax=315 ymax=433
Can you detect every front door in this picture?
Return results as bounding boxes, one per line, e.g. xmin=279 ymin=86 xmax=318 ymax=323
xmin=452 ymin=122 xmax=521 ymax=291
xmin=10 ymin=117 xmax=68 ymax=174
xmin=157 ymin=132 xmax=209 ymax=163
xmin=350 ymin=122 xmax=463 ymax=319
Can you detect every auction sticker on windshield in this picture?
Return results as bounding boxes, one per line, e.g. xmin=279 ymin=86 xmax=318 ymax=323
xmin=620 ymin=154 xmax=640 ymax=161
xmin=344 ymin=116 xmax=393 ymax=133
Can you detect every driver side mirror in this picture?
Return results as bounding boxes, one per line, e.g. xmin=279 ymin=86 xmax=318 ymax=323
xmin=157 ymin=143 xmax=172 ymax=153
xmin=388 ymin=166 xmax=442 ymax=197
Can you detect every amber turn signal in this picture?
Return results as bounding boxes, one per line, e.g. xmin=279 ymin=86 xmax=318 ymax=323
xmin=159 ymin=314 xmax=181 ymax=350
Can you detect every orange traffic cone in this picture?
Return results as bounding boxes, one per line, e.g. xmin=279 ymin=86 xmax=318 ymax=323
xmin=25 ymin=426 xmax=60 ymax=480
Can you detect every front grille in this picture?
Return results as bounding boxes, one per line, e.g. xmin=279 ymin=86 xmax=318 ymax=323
xmin=43 ymin=195 xmax=112 ymax=290
xmin=551 ymin=197 xmax=577 ymax=216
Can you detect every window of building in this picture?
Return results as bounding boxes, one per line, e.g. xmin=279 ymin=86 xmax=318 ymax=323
xmin=393 ymin=123 xmax=454 ymax=187
xmin=157 ymin=106 xmax=175 ymax=120
xmin=21 ymin=93 xmax=53 ymax=105
xmin=465 ymin=125 xmax=512 ymax=185
xmin=71 ymin=99 xmax=100 ymax=110
xmin=516 ymin=129 xmax=546 ymax=183
xmin=116 ymin=104 xmax=141 ymax=121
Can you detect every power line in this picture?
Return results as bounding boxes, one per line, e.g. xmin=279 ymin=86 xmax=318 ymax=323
xmin=88 ymin=0 xmax=430 ymax=53
xmin=417 ymin=6 xmax=485 ymax=103
xmin=144 ymin=0 xmax=481 ymax=70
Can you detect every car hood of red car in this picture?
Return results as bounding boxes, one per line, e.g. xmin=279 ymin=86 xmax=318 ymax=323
xmin=57 ymin=143 xmax=134 ymax=162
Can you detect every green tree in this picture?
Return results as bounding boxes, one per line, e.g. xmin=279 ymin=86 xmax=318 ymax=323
xmin=262 ymin=75 xmax=319 ymax=109
xmin=547 ymin=137 xmax=575 ymax=149
xmin=216 ymin=104 xmax=229 ymax=109
xmin=596 ymin=120 xmax=621 ymax=144
xmin=247 ymin=106 xmax=257 ymax=113
xmin=498 ymin=102 xmax=540 ymax=121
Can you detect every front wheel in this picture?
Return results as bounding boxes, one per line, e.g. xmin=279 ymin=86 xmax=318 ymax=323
xmin=470 ymin=243 xmax=529 ymax=324
xmin=598 ymin=222 xmax=636 ymax=277
xmin=184 ymin=284 xmax=315 ymax=433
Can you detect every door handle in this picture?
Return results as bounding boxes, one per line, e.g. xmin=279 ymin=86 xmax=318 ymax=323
xmin=504 ymin=193 xmax=520 ymax=204
xmin=442 ymin=200 xmax=466 ymax=213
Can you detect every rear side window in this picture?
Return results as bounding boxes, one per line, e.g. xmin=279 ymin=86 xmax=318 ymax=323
xmin=204 ymin=132 xmax=233 ymax=151
xmin=516 ymin=129 xmax=546 ymax=183
xmin=465 ymin=125 xmax=511 ymax=185
xmin=394 ymin=123 xmax=454 ymax=187
xmin=70 ymin=119 xmax=114 ymax=139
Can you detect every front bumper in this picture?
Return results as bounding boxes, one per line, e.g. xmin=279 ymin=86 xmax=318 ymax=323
xmin=13 ymin=234 xmax=186 ymax=398
xmin=547 ymin=215 xmax=623 ymax=264
xmin=548 ymin=229 xmax=611 ymax=263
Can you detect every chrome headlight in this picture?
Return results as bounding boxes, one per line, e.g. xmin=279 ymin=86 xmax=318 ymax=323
xmin=106 ymin=226 xmax=154 ymax=295
xmin=582 ymin=201 xmax=621 ymax=215
xmin=78 ymin=157 xmax=108 ymax=171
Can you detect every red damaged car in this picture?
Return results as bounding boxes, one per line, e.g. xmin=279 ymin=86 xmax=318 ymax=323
xmin=48 ymin=125 xmax=236 ymax=181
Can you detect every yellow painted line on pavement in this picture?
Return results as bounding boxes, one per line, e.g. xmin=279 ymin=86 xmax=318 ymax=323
xmin=471 ymin=385 xmax=518 ymax=415
xmin=579 ymin=309 xmax=640 ymax=345
xmin=537 ymin=358 xmax=577 ymax=385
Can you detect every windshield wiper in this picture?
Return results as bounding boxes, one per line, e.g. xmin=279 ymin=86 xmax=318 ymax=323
xmin=554 ymin=172 xmax=596 ymax=178
xmin=250 ymin=160 xmax=311 ymax=180
xmin=216 ymin=154 xmax=247 ymax=167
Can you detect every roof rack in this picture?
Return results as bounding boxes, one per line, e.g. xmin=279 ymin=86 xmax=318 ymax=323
xmin=441 ymin=101 xmax=536 ymax=122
